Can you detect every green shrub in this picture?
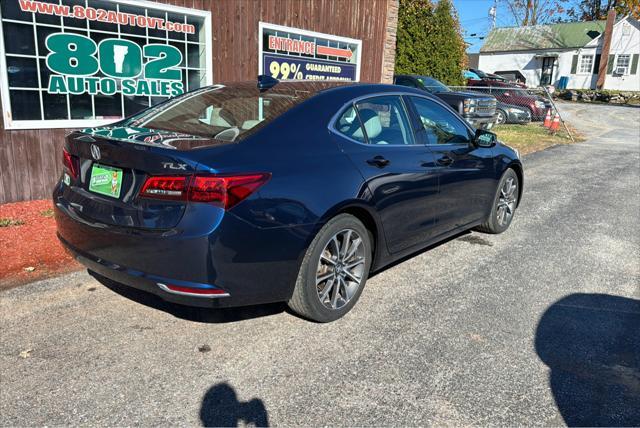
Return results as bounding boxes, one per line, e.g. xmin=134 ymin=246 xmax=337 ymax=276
xmin=40 ymin=208 xmax=54 ymax=218
xmin=395 ymin=0 xmax=465 ymax=85
xmin=0 ymin=218 xmax=25 ymax=227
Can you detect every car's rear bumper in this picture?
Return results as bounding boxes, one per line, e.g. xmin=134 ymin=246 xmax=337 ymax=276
xmin=59 ymin=234 xmax=232 ymax=308
xmin=54 ymin=187 xmax=316 ymax=308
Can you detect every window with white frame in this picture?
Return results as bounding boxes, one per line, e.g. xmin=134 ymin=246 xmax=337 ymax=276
xmin=615 ymin=54 xmax=631 ymax=74
xmin=579 ymin=55 xmax=593 ymax=74
xmin=0 ymin=0 xmax=212 ymax=130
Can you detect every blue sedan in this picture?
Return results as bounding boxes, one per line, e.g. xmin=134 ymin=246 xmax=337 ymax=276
xmin=54 ymin=78 xmax=523 ymax=322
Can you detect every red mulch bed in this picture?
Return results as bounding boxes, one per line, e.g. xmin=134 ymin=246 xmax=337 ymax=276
xmin=0 ymin=200 xmax=81 ymax=289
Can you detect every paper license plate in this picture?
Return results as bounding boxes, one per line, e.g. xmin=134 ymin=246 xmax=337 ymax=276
xmin=89 ymin=164 xmax=123 ymax=198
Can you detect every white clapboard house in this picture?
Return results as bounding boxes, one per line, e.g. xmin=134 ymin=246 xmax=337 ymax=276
xmin=478 ymin=15 xmax=639 ymax=91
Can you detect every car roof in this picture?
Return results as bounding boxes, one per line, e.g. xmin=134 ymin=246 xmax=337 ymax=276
xmin=395 ymin=74 xmax=433 ymax=79
xmin=217 ymin=80 xmax=350 ymax=93
xmin=470 ymin=79 xmax=516 ymax=87
xmin=212 ymin=79 xmax=433 ymax=100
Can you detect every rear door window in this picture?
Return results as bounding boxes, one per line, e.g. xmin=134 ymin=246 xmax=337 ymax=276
xmin=335 ymin=106 xmax=367 ymax=143
xmin=353 ymin=96 xmax=415 ymax=145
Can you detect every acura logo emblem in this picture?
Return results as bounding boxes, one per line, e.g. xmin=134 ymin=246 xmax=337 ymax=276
xmin=90 ymin=144 xmax=101 ymax=160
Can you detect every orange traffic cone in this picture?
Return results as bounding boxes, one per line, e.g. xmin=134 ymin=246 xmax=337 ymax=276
xmin=549 ymin=112 xmax=560 ymax=133
xmin=543 ymin=109 xmax=552 ymax=128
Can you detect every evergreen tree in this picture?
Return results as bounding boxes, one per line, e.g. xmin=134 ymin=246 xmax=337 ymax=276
xmin=432 ymin=0 xmax=466 ymax=85
xmin=394 ymin=0 xmax=466 ymax=85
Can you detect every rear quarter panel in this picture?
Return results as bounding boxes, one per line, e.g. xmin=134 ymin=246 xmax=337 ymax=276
xmin=187 ymin=88 xmax=384 ymax=299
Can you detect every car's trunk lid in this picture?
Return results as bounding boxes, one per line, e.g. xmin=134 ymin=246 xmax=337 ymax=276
xmin=59 ymin=125 xmax=230 ymax=230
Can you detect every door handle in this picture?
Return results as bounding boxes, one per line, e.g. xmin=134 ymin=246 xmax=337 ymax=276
xmin=436 ymin=155 xmax=454 ymax=166
xmin=367 ymin=156 xmax=390 ymax=168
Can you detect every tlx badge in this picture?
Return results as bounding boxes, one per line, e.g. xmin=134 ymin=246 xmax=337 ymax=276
xmin=162 ymin=162 xmax=187 ymax=170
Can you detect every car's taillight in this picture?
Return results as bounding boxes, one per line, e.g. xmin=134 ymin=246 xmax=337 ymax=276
xmin=139 ymin=173 xmax=270 ymax=209
xmin=62 ymin=148 xmax=79 ymax=179
xmin=189 ymin=174 xmax=271 ymax=208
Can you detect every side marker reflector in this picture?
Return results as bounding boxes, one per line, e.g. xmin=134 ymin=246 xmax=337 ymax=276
xmin=157 ymin=283 xmax=229 ymax=298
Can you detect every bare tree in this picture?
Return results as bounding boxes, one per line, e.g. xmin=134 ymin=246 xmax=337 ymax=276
xmin=501 ymin=0 xmax=571 ymax=25
xmin=567 ymin=0 xmax=640 ymax=20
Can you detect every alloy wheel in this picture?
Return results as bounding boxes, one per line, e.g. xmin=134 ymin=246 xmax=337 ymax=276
xmin=496 ymin=110 xmax=506 ymax=124
xmin=315 ymin=228 xmax=366 ymax=310
xmin=497 ymin=177 xmax=517 ymax=226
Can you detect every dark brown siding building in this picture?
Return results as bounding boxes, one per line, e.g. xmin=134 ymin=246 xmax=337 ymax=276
xmin=0 ymin=0 xmax=398 ymax=203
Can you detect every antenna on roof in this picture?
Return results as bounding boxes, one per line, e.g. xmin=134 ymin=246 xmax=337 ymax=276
xmin=257 ymin=75 xmax=279 ymax=91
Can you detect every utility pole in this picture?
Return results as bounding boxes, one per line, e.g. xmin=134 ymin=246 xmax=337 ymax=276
xmin=596 ymin=9 xmax=617 ymax=89
xmin=489 ymin=0 xmax=497 ymax=30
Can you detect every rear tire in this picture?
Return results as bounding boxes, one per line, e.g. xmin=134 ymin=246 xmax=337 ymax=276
xmin=496 ymin=109 xmax=507 ymax=125
xmin=288 ymin=214 xmax=372 ymax=322
xmin=476 ymin=168 xmax=519 ymax=234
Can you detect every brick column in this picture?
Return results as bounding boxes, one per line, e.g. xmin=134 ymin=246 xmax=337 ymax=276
xmin=380 ymin=0 xmax=399 ymax=83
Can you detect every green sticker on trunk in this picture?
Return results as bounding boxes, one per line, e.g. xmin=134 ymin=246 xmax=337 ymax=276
xmin=89 ymin=164 xmax=123 ymax=198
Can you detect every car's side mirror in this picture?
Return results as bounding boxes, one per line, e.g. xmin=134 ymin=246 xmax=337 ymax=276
xmin=474 ymin=129 xmax=497 ymax=148
xmin=503 ymin=92 xmax=511 ymax=97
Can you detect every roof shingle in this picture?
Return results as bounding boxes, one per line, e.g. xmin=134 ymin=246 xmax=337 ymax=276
xmin=480 ymin=21 xmax=606 ymax=53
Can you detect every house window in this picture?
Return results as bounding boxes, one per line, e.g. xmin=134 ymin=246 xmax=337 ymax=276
xmin=0 ymin=0 xmax=212 ymax=130
xmin=579 ymin=55 xmax=593 ymax=74
xmin=615 ymin=54 xmax=631 ymax=75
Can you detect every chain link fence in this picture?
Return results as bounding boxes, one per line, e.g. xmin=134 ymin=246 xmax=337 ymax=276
xmin=445 ymin=85 xmax=574 ymax=141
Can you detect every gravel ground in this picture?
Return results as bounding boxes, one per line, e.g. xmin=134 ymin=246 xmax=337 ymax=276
xmin=1 ymin=102 xmax=638 ymax=426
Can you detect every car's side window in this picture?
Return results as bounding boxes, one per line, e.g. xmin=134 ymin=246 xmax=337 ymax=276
xmin=408 ymin=96 xmax=471 ymax=145
xmin=335 ymin=106 xmax=367 ymax=143
xmin=354 ymin=96 xmax=415 ymax=145
xmin=395 ymin=77 xmax=416 ymax=88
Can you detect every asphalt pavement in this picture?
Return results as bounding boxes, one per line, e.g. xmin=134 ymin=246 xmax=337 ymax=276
xmin=1 ymin=102 xmax=639 ymax=426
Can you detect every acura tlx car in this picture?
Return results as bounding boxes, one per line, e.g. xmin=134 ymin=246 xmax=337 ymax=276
xmin=54 ymin=77 xmax=523 ymax=322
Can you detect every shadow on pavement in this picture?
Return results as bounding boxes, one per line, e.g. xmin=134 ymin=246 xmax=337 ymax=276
xmin=91 ymin=271 xmax=286 ymax=324
xmin=371 ymin=230 xmax=470 ymax=277
xmin=200 ymin=383 xmax=269 ymax=427
xmin=535 ymin=293 xmax=640 ymax=426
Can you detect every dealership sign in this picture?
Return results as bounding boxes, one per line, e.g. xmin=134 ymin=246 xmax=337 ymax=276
xmin=259 ymin=22 xmax=361 ymax=82
xmin=46 ymin=34 xmax=184 ymax=97
xmin=0 ymin=0 xmax=211 ymax=129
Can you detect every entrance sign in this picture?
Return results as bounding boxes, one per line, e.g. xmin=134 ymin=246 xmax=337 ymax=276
xmin=259 ymin=22 xmax=361 ymax=82
xmin=0 ymin=0 xmax=212 ymax=130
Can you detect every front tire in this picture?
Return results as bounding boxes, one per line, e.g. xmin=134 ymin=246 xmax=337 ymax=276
xmin=495 ymin=109 xmax=507 ymax=125
xmin=288 ymin=214 xmax=372 ymax=322
xmin=476 ymin=168 xmax=519 ymax=234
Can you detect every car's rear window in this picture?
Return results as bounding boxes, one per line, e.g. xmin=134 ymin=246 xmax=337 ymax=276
xmin=125 ymin=85 xmax=311 ymax=141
